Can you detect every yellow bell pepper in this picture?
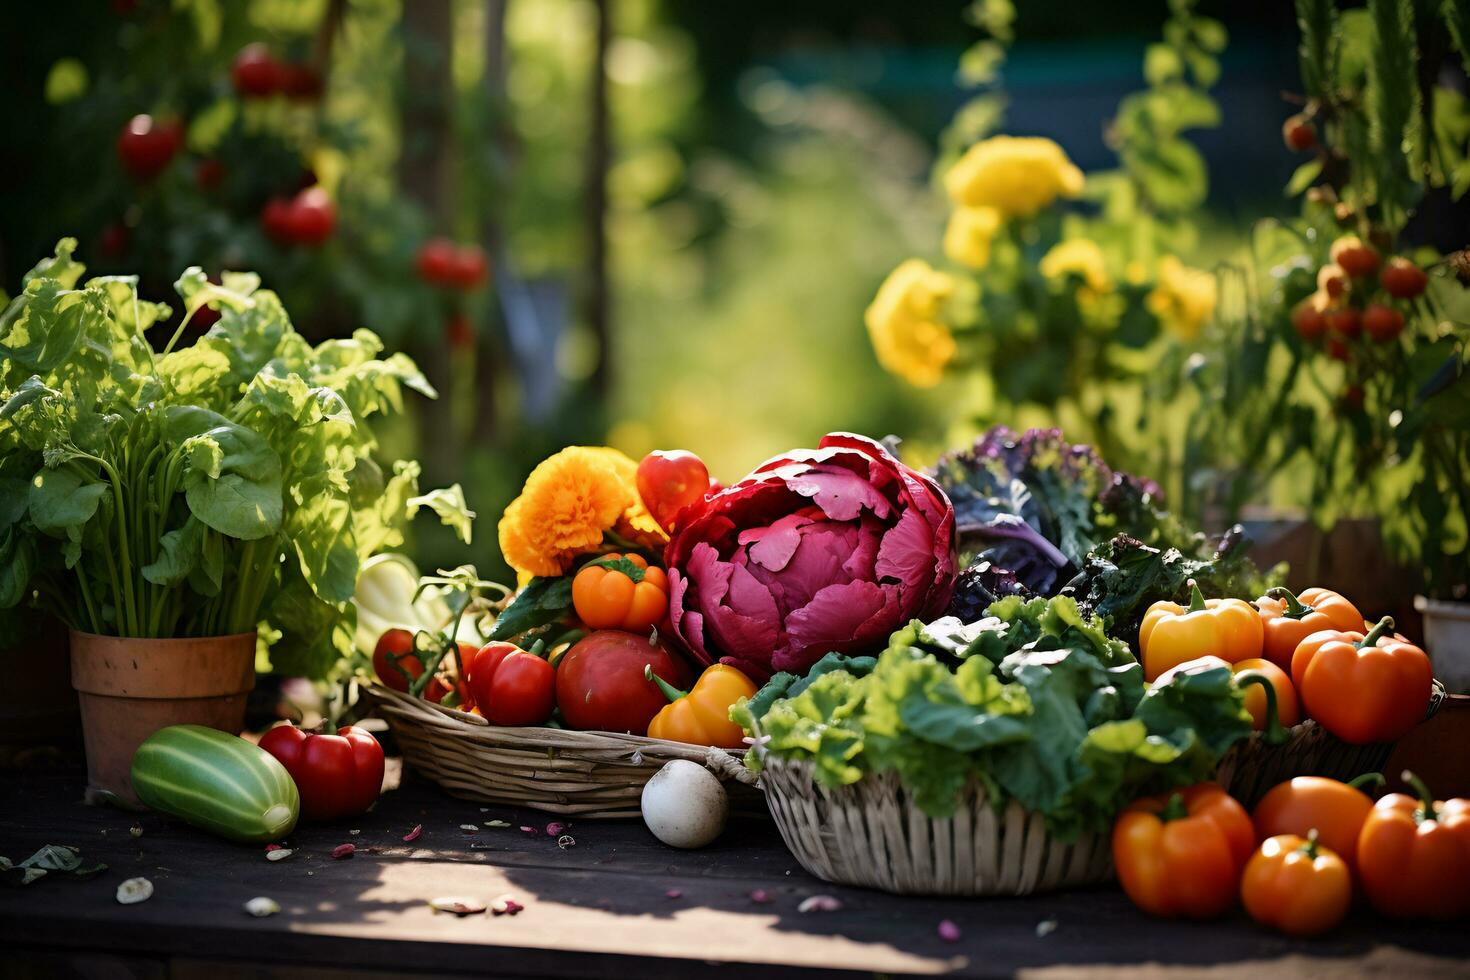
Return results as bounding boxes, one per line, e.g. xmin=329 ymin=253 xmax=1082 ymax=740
xmin=1140 ymin=580 xmax=1263 ymax=682
xmin=644 ymin=664 xmax=758 ymax=748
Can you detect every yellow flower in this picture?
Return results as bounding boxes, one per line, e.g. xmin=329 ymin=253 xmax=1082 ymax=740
xmin=865 ymin=259 xmax=958 ymax=388
xmin=1039 ymin=238 xmax=1111 ymax=294
xmin=497 ymin=446 xmax=666 ymax=579
xmin=1146 ymin=256 xmax=1217 ymax=340
xmin=943 ymin=205 xmax=1003 ymax=269
xmin=944 ymin=136 xmax=1085 ymax=219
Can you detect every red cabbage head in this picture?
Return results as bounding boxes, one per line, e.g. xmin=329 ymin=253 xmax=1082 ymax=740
xmin=665 ymin=433 xmax=957 ymax=681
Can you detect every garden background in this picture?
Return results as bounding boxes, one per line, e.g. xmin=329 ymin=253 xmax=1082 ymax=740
xmin=2 ymin=0 xmax=1465 ymax=590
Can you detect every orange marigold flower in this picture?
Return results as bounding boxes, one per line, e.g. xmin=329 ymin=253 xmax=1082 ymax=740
xmin=497 ymin=446 xmax=669 ymax=579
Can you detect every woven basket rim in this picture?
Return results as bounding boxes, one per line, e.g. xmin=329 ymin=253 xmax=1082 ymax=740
xmin=365 ymin=681 xmax=751 ymax=762
xmin=1238 ymin=675 xmax=1448 ymax=747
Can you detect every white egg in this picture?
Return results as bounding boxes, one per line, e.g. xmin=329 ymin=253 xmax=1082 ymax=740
xmin=641 ymin=759 xmax=729 ymax=849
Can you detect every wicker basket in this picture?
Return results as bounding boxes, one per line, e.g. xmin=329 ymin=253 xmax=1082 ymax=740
xmin=1216 ymin=680 xmax=1447 ymax=808
xmin=366 ymin=684 xmax=760 ymax=818
xmin=759 ymin=756 xmax=1112 ymax=896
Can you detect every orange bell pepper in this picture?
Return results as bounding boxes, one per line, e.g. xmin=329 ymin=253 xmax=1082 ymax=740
xmin=1232 ymin=659 xmax=1299 ymax=735
xmin=571 ymin=553 xmax=669 ymax=632
xmin=1357 ymin=771 xmax=1470 ymax=919
xmin=1241 ymin=832 xmax=1352 ymax=936
xmin=1140 ymin=581 xmax=1263 ymax=682
xmin=1255 ymin=587 xmax=1363 ymax=671
xmin=1291 ymin=616 xmax=1433 ymax=744
xmin=1112 ymin=783 xmax=1256 ymax=919
xmin=644 ymin=663 xmax=758 ymax=748
xmin=1251 ymin=773 xmax=1382 ymax=875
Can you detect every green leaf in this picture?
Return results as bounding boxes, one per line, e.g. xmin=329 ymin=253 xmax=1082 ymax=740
xmin=1144 ymin=44 xmax=1184 ymax=86
xmin=157 ymin=346 xmax=232 ymax=402
xmin=1368 ymin=0 xmax=1418 ymax=215
xmin=287 ymin=472 xmax=358 ymax=604
xmin=28 ymin=466 xmax=107 ymax=541
xmin=22 ymin=239 xmax=85 ymax=291
xmin=584 ymin=555 xmax=646 ymax=582
xmin=266 ymin=563 xmax=356 ymax=680
xmin=406 ymin=483 xmax=474 ymax=544
xmin=142 ymin=517 xmax=204 ymax=588
xmin=1285 ymin=157 xmax=1324 ymax=196
xmin=163 ymin=406 xmax=283 ymax=541
xmin=0 ymin=525 xmax=36 ymax=609
xmin=1443 ymin=0 xmax=1470 ymax=77
xmin=1299 ymin=0 xmax=1334 ymax=97
xmin=489 ymin=576 xmax=575 ymax=641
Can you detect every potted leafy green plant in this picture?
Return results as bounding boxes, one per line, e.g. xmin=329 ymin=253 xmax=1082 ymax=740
xmin=0 ymin=240 xmax=470 ymax=803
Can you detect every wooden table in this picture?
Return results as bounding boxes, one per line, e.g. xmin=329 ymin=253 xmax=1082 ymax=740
xmin=3 ymin=758 xmax=1468 ymax=979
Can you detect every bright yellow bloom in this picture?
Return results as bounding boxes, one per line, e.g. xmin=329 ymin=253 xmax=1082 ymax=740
xmin=1039 ymin=238 xmax=1111 ymax=294
xmin=1147 ymin=256 xmax=1217 ymax=340
xmin=865 ymin=259 xmax=958 ymax=388
xmin=944 ymin=136 xmax=1085 ymax=219
xmin=943 ymin=205 xmax=1003 ymax=269
xmin=498 ymin=446 xmax=666 ymax=579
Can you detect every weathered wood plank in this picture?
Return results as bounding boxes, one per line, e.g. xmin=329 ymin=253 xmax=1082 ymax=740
xmin=2 ymin=763 xmax=1468 ymax=979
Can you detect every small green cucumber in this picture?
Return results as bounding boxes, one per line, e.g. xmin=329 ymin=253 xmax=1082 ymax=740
xmin=132 ymin=725 xmax=299 ymax=843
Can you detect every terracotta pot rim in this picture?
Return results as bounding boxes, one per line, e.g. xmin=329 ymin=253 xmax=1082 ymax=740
xmin=67 ymin=629 xmax=257 ymax=644
xmin=69 ymin=630 xmax=257 ymax=700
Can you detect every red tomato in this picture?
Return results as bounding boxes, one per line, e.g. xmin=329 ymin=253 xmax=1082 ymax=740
xmin=636 ymin=450 xmax=712 ymax=532
xmin=262 ymin=196 xmax=296 ymax=245
xmin=1282 ymin=114 xmax=1316 ymax=152
xmin=1324 ymin=307 xmax=1360 ymax=339
xmin=1329 ymin=236 xmax=1380 ymax=279
xmin=1290 ymin=298 xmax=1327 ymax=342
xmin=195 ymin=157 xmax=225 ymax=192
xmin=1381 ymin=257 xmax=1428 ymax=300
xmin=232 ymin=44 xmax=282 ymax=97
xmin=286 ymin=187 xmax=335 ymax=246
xmin=555 ymin=631 xmax=691 ymax=735
xmin=280 ymin=63 xmax=323 ymax=100
xmin=1362 ymin=303 xmax=1405 ymax=343
xmin=1317 ymin=264 xmax=1350 ymax=301
xmin=373 ymin=628 xmax=423 ymax=691
xmin=1325 ymin=336 xmax=1352 ymax=362
xmin=468 ymin=642 xmax=555 ymax=726
xmin=117 ymin=114 xmax=182 ymax=182
xmin=258 ymin=724 xmax=385 ymax=822
xmin=416 ymin=237 xmax=459 ymax=285
xmin=232 ymin=44 xmax=283 ymax=97
xmin=452 ymin=245 xmax=489 ymax=289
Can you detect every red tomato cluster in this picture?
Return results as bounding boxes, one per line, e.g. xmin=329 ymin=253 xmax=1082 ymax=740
xmin=1288 ymin=236 xmax=1428 ymax=404
xmin=415 ymin=237 xmax=490 ymax=290
xmin=117 ymin=114 xmax=183 ymax=182
xmin=262 ymin=187 xmax=336 ymax=247
xmin=1116 ymin=772 xmax=1470 ymax=936
xmin=232 ymin=44 xmax=323 ymax=101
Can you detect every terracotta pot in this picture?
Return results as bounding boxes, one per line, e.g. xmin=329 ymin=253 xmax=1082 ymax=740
xmin=69 ymin=631 xmax=256 ymax=807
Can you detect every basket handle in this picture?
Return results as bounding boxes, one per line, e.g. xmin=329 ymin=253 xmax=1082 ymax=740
xmin=704 ymin=745 xmax=760 ymax=785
